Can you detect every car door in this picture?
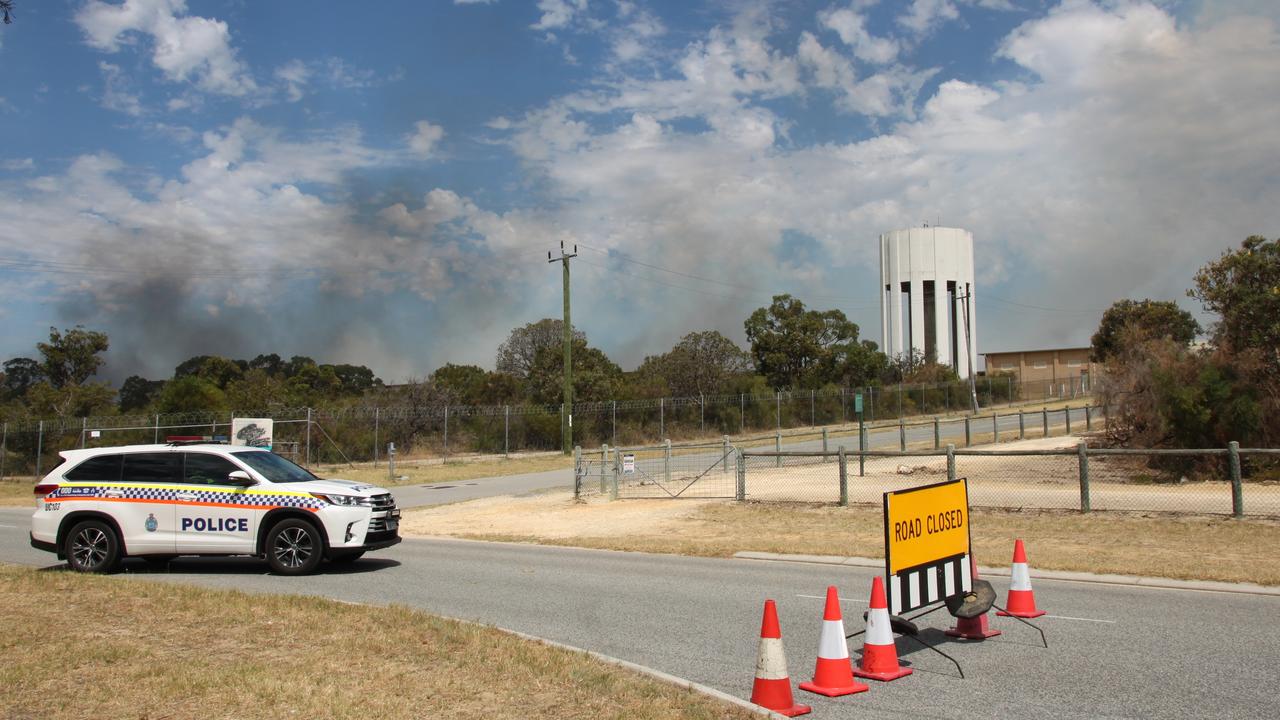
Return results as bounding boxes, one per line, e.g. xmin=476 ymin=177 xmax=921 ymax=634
xmin=176 ymin=452 xmax=257 ymax=554
xmin=117 ymin=452 xmax=180 ymax=554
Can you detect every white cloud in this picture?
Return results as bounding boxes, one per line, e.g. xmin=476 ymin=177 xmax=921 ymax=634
xmin=274 ymin=59 xmax=310 ymax=102
xmin=897 ymin=0 xmax=961 ymax=37
xmin=75 ymin=0 xmax=257 ymax=96
xmin=819 ymin=6 xmax=900 ymax=64
xmin=532 ymin=0 xmax=589 ymax=31
xmin=407 ymin=121 xmax=446 ymax=156
xmin=98 ymin=62 xmax=145 ymax=116
xmin=2 ymin=158 xmax=34 ymax=171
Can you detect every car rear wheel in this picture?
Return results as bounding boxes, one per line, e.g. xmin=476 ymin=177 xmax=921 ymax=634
xmin=266 ymin=519 xmax=323 ymax=575
xmin=64 ymin=520 xmax=121 ymax=574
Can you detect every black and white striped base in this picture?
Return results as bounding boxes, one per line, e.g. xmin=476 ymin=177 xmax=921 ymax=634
xmin=889 ymin=554 xmax=971 ymax=616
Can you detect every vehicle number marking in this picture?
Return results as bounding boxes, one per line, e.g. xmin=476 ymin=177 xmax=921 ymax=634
xmin=44 ymin=503 xmax=61 ymax=511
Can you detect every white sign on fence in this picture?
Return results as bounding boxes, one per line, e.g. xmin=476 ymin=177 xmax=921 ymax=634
xmin=623 ymin=454 xmax=636 ymax=474
xmin=231 ymin=418 xmax=274 ymax=450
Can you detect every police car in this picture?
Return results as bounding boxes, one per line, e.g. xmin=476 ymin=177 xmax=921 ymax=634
xmin=29 ymin=442 xmax=401 ymax=575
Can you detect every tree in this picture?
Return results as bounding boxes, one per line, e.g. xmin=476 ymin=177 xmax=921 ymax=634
xmin=1190 ymin=235 xmax=1280 ymax=378
xmin=495 ymin=319 xmax=586 ymax=379
xmin=1090 ymin=299 xmax=1199 ymax=362
xmin=744 ymin=295 xmax=875 ymax=390
xmin=637 ymin=330 xmax=753 ymax=397
xmin=248 ymin=353 xmax=285 ymax=376
xmin=326 ymin=364 xmax=381 ymax=395
xmin=173 ymin=355 xmax=244 ymax=389
xmin=154 ymin=376 xmax=228 ymax=413
xmin=37 ymin=326 xmax=109 ymax=388
xmin=526 ymin=339 xmax=621 ymax=405
xmin=118 ymin=375 xmax=164 ymax=412
xmin=2 ymin=357 xmax=44 ymax=400
xmin=2 ymin=2 xmax=14 ymax=25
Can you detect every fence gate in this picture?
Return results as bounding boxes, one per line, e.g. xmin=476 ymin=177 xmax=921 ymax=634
xmin=609 ymin=440 xmax=738 ymax=499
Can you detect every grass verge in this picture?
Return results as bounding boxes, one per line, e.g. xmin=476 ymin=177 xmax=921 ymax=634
xmin=0 ymin=564 xmax=753 ymax=720
xmin=408 ymin=497 xmax=1280 ymax=586
xmin=312 ymin=453 xmax=572 ymax=488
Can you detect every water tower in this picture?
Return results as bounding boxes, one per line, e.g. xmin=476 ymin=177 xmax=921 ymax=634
xmin=879 ymin=226 xmax=977 ymax=378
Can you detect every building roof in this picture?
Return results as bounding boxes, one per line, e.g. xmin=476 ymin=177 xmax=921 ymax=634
xmin=983 ymin=346 xmax=1092 ymax=356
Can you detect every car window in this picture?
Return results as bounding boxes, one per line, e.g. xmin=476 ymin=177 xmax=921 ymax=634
xmin=122 ymin=453 xmax=183 ymax=483
xmin=64 ymin=454 xmax=123 ymax=482
xmin=231 ymin=451 xmax=319 ymax=484
xmin=183 ymin=453 xmax=243 ymax=485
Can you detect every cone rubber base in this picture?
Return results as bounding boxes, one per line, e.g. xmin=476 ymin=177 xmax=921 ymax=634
xmin=852 ymin=666 xmax=913 ymax=682
xmin=799 ymin=680 xmax=869 ymax=697
xmin=945 ymin=626 xmax=1003 ymax=639
xmin=997 ymin=609 xmax=1046 ymax=618
xmin=763 ymin=702 xmax=812 ymax=717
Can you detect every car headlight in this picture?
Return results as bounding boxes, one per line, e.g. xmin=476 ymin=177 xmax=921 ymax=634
xmin=310 ymin=493 xmax=367 ymax=507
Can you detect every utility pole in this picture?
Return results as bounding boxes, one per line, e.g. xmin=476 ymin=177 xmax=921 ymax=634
xmin=957 ymin=290 xmax=979 ymax=414
xmin=549 ymin=241 xmax=578 ymax=454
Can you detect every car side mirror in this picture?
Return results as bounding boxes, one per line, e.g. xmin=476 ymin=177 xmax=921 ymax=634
xmin=226 ymin=470 xmax=256 ymax=487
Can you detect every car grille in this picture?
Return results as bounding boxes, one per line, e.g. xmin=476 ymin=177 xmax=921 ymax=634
xmin=367 ymin=493 xmax=397 ymax=532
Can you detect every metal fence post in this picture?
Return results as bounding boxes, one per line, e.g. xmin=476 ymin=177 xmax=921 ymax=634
xmin=723 ymin=435 xmax=730 ymax=474
xmin=964 ymin=416 xmax=971 ymax=447
xmin=154 ymin=414 xmax=159 ymax=444
xmin=601 ymin=444 xmax=609 ymax=493
xmin=1018 ymin=410 xmax=1025 ymax=440
xmin=504 ymin=405 xmax=510 ymax=458
xmin=946 ymin=444 xmax=955 ymax=481
xmin=305 ymin=408 xmax=312 ymax=466
xmin=838 ymin=447 xmax=848 ymax=507
xmin=859 ymin=422 xmax=866 ymax=477
xmin=1066 ymin=406 xmax=1073 ymax=435
xmin=611 ymin=449 xmax=620 ymax=501
xmin=660 ymin=398 xmax=665 ymax=439
xmin=36 ymin=420 xmax=44 ymax=478
xmin=775 ymin=392 xmax=781 ymax=431
xmin=810 ymin=389 xmax=816 ymax=427
xmin=1086 ymin=405 xmax=1093 ymax=431
xmin=933 ymin=417 xmax=940 ymax=449
xmin=700 ymin=394 xmax=705 ymax=434
xmin=374 ymin=406 xmax=380 ymax=467
xmin=775 ymin=430 xmax=782 ymax=468
xmin=612 ymin=400 xmax=617 ymax=447
xmin=899 ymin=418 xmax=906 ymax=451
xmin=0 ymin=421 xmax=6 ymax=481
xmin=573 ymin=445 xmax=582 ymax=499
xmin=1042 ymin=408 xmax=1049 ymax=437
xmin=736 ymin=448 xmax=746 ymax=501
xmin=740 ymin=393 xmax=745 ymax=434
xmin=80 ymin=417 xmax=87 ymax=449
xmin=1078 ymin=442 xmax=1091 ymax=513
xmin=443 ymin=405 xmax=449 ymax=460
xmin=664 ymin=439 xmax=672 ymax=485
xmin=822 ymin=427 xmax=829 ymax=460
xmin=1229 ymin=441 xmax=1243 ymax=518
xmin=993 ymin=413 xmax=999 ymax=444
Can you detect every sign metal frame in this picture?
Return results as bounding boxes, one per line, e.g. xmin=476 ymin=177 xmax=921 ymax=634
xmin=882 ymin=477 xmax=973 ymax=616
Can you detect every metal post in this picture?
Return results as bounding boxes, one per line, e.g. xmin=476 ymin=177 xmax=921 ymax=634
xmin=964 ymin=416 xmax=971 ymax=447
xmin=443 ymin=405 xmax=449 ymax=460
xmin=700 ymin=394 xmax=705 ymax=434
xmin=736 ymin=448 xmax=746 ymax=501
xmin=601 ymin=444 xmax=609 ymax=493
xmin=611 ymin=450 xmax=620 ymax=501
xmin=739 ymin=393 xmax=745 ymax=434
xmin=858 ymin=421 xmax=866 ymax=477
xmin=35 ymin=420 xmax=44 ymax=478
xmin=1066 ymin=406 xmax=1073 ymax=435
xmin=1078 ymin=442 xmax=1091 ymax=513
xmin=933 ymin=417 xmax=940 ymax=449
xmin=1019 ymin=410 xmax=1025 ymax=440
xmin=775 ymin=392 xmax=781 ymax=431
xmin=723 ymin=435 xmax=730 ymax=474
xmin=504 ymin=405 xmax=510 ymax=458
xmin=154 ymin=414 xmax=159 ymax=444
xmin=1086 ymin=405 xmax=1093 ymax=431
xmin=305 ymin=408 xmax=312 ymax=466
xmin=869 ymin=387 xmax=875 ymax=422
xmin=664 ymin=439 xmax=672 ymax=485
xmin=946 ymin=444 xmax=955 ymax=481
xmin=1229 ymin=441 xmax=1243 ymax=518
xmin=0 ymin=421 xmax=6 ymax=481
xmin=374 ymin=407 xmax=380 ymax=467
xmin=810 ymin=389 xmax=815 ymax=427
xmin=80 ymin=417 xmax=87 ymax=449
xmin=899 ymin=417 xmax=906 ymax=451
xmin=573 ymin=445 xmax=582 ymax=498
xmin=612 ymin=400 xmax=617 ymax=447
xmin=822 ymin=427 xmax=829 ymax=459
xmin=660 ymin=398 xmax=665 ymax=439
xmin=1042 ymin=408 xmax=1049 ymax=437
xmin=387 ymin=442 xmax=395 ymax=482
xmin=775 ymin=430 xmax=782 ymax=468
xmin=897 ymin=383 xmax=903 ymax=417
xmin=838 ymin=447 xmax=848 ymax=507
xmin=993 ymin=413 xmax=999 ymax=444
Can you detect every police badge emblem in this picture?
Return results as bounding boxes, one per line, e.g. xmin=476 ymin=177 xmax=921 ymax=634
xmin=145 ymin=513 xmax=158 ymax=532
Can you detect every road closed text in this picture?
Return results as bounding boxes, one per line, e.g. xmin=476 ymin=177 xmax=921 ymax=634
xmin=892 ymin=508 xmax=964 ymax=542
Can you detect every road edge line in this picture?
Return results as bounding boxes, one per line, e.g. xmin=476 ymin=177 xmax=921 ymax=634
xmin=733 ymin=551 xmax=1280 ymax=597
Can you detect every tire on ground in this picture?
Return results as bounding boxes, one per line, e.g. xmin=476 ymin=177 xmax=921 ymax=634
xmin=265 ymin=518 xmax=325 ymax=575
xmin=64 ymin=519 xmax=122 ymax=574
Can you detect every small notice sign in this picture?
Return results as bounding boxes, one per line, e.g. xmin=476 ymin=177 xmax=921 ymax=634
xmin=855 ymin=393 xmax=863 ymax=414
xmin=883 ymin=478 xmax=972 ymax=615
xmin=622 ymin=454 xmax=636 ymax=474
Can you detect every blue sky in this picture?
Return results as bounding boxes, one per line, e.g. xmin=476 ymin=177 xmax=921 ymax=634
xmin=1 ymin=0 xmax=1278 ymax=383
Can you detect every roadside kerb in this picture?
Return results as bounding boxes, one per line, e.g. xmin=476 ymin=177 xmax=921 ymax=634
xmin=732 ymin=551 xmax=1280 ymax=597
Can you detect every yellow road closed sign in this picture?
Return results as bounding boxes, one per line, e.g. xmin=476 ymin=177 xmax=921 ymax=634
xmin=883 ymin=478 xmax=972 ymax=615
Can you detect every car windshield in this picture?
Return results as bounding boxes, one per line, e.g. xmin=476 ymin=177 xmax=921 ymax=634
xmin=232 ymin=451 xmax=319 ymax=484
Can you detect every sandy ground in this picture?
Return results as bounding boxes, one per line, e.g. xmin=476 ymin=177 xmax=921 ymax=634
xmin=402 ymin=435 xmax=1280 ymax=543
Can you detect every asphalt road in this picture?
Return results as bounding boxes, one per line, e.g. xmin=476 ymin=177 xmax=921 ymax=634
xmin=1 ymin=505 xmax=1274 ymax=720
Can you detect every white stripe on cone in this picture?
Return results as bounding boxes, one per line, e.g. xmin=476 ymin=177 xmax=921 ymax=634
xmin=1011 ymin=562 xmax=1032 ymax=591
xmin=818 ymin=619 xmax=849 ymax=660
xmin=865 ymin=607 xmax=894 ymax=646
xmin=756 ymin=637 xmax=788 ymax=680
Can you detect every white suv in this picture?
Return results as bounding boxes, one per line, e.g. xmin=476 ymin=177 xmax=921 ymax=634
xmin=30 ymin=442 xmax=401 ymax=575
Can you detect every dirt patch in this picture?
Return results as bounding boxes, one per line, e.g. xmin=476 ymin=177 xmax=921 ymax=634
xmin=402 ymin=492 xmax=716 ymax=540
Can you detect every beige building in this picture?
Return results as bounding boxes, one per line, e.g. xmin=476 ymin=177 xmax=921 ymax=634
xmin=983 ymin=347 xmax=1098 ymax=390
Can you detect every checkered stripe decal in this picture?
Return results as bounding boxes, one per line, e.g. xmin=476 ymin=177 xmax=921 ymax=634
xmin=49 ymin=485 xmax=325 ymax=510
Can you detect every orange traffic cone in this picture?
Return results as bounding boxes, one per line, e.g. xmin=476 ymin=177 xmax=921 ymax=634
xmin=998 ymin=539 xmax=1046 ymax=618
xmin=750 ymin=599 xmax=812 ymax=717
xmin=945 ymin=556 xmax=1002 ymax=640
xmin=852 ymin=577 xmax=913 ymax=682
xmin=799 ymin=586 xmax=870 ymax=697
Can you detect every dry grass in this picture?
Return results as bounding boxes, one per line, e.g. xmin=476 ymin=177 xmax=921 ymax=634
xmin=0 ymin=564 xmax=754 ymax=720
xmin=311 ymin=454 xmax=572 ymax=488
xmin=404 ymin=492 xmax=1280 ymax=586
xmin=0 ymin=480 xmax=33 ymax=508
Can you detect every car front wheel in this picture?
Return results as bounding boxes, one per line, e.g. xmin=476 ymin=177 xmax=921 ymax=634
xmin=64 ymin=520 xmax=122 ymax=574
xmin=265 ymin=519 xmax=323 ymax=575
